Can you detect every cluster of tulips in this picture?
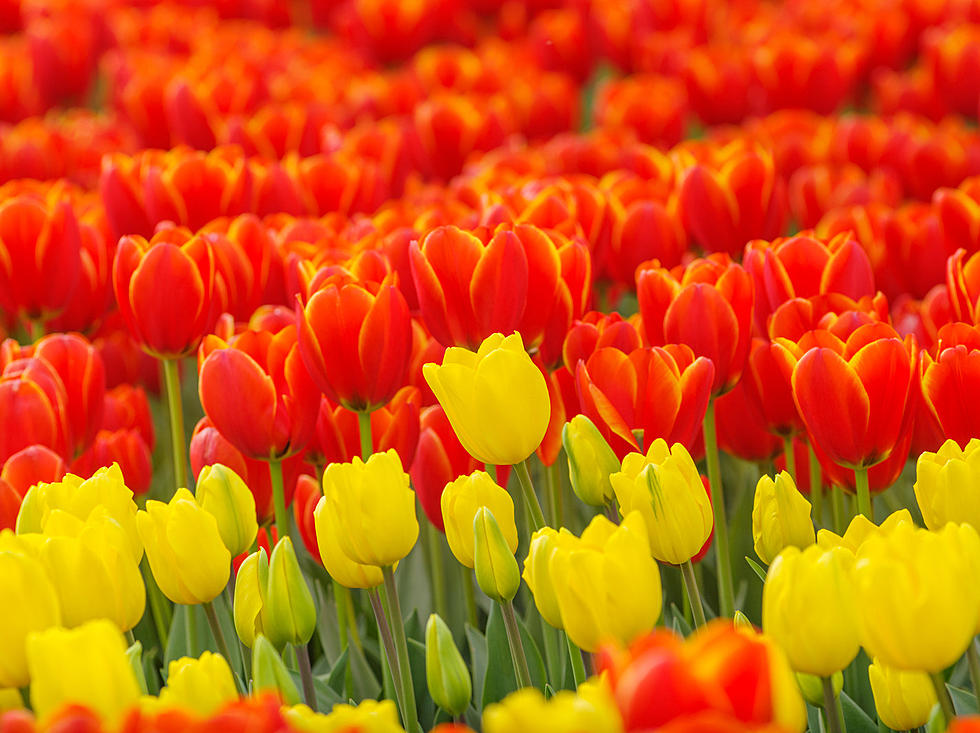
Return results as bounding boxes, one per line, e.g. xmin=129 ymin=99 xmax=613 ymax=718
xmin=6 ymin=0 xmax=980 ymax=732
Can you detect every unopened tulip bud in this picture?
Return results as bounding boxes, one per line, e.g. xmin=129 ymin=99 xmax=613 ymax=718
xmin=752 ymin=471 xmax=815 ymax=564
xmin=796 ymin=672 xmax=842 ymax=707
xmin=562 ymin=415 xmax=620 ymax=507
xmin=442 ymin=471 xmax=517 ymax=569
xmin=473 ymin=508 xmax=521 ymax=603
xmin=252 ymin=634 xmax=301 ymax=706
xmin=158 ymin=651 xmax=238 ymax=716
xmin=196 ymin=464 xmax=258 ymax=556
xmin=869 ymin=658 xmax=937 ymax=730
xmin=266 ymin=537 xmax=316 ymax=649
xmin=425 ymin=614 xmax=471 ymax=717
xmin=234 ymin=548 xmax=269 ymax=649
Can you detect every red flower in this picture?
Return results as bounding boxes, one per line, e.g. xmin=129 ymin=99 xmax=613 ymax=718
xmin=1 ymin=444 xmax=66 ymax=498
xmin=292 ymin=473 xmax=321 ymax=562
xmin=0 ymin=356 xmax=70 ymax=463
xmin=921 ymin=322 xmax=980 ymax=446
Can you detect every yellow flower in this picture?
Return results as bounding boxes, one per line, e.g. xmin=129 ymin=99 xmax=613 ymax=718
xmin=550 ymin=512 xmax=662 ymax=653
xmin=752 ymin=471 xmax=815 ymax=564
xmin=853 ymin=522 xmax=980 ymax=671
xmin=483 ymin=678 xmax=623 ymax=733
xmin=762 ymin=545 xmax=859 ymax=676
xmin=425 ymin=613 xmax=471 ymax=717
xmin=195 ymin=464 xmax=258 ymax=556
xmin=523 ymin=527 xmax=573 ymax=629
xmin=868 ymin=658 xmax=937 ymax=730
xmin=157 ymin=652 xmax=238 ymax=717
xmin=816 ymin=509 xmax=913 ymax=552
xmin=27 ymin=619 xmax=140 ymax=726
xmin=562 ymin=415 xmax=620 ymax=506
xmin=0 ymin=688 xmax=23 ymax=713
xmin=423 ymin=332 xmax=550 ymax=465
xmin=442 ymin=470 xmax=517 ymax=569
xmin=284 ymin=699 xmax=406 ymax=733
xmin=473 ymin=507 xmax=521 ymax=603
xmin=610 ymin=440 xmax=712 ymax=565
xmin=312 ymin=496 xmax=383 ymax=589
xmin=265 ymin=537 xmax=317 ymax=649
xmin=137 ymin=488 xmax=231 ymax=605
xmin=321 ymin=450 xmax=418 ymax=568
xmin=914 ymin=438 xmax=980 ymax=531
xmin=234 ymin=548 xmax=269 ymax=649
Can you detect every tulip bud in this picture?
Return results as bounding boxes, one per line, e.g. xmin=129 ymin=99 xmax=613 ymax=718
xmin=158 ymin=651 xmax=239 ymax=716
xmin=266 ymin=537 xmax=316 ymax=649
xmin=914 ymin=438 xmax=980 ymax=531
xmin=752 ymin=471 xmax=815 ymax=564
xmin=733 ymin=610 xmax=753 ymax=629
xmin=234 ymin=548 xmax=269 ymax=649
xmin=425 ymin=613 xmax=471 ymax=717
xmin=522 ymin=527 xmax=568 ymax=630
xmin=195 ymin=463 xmax=258 ymax=556
xmin=796 ymin=672 xmax=842 ymax=707
xmin=252 ymin=634 xmax=301 ymax=706
xmin=312 ymin=496 xmax=383 ymax=589
xmin=442 ymin=470 xmax=517 ymax=569
xmin=26 ymin=619 xmax=140 ymax=726
xmin=762 ymin=545 xmax=860 ymax=676
xmin=137 ymin=488 xmax=231 ymax=605
xmin=562 ymin=415 xmax=620 ymax=506
xmin=473 ymin=507 xmax=521 ymax=603
xmin=868 ymin=658 xmax=937 ymax=730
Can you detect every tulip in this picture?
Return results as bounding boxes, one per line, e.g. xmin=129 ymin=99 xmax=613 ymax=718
xmin=321 ymin=450 xmax=418 ymax=568
xmin=297 ymin=273 xmax=412 ymax=412
xmin=610 ymin=440 xmax=713 ymax=565
xmin=252 ymin=635 xmax=301 ymax=707
xmin=914 ymin=438 xmax=980 ymax=531
xmin=312 ymin=496 xmax=383 ymax=589
xmin=287 ymin=699 xmax=406 ymax=733
xmin=816 ymin=509 xmax=914 ymax=552
xmin=562 ymin=415 xmax=620 ymax=507
xmin=265 ymin=537 xmax=316 ymax=650
xmin=473 ymin=507 xmax=521 ymax=605
xmin=234 ymin=548 xmax=270 ymax=649
xmin=425 ymin=614 xmax=471 ymax=717
xmin=853 ymin=522 xmax=980 ymax=672
xmin=868 ymin=658 xmax=937 ymax=730
xmin=70 ymin=428 xmax=153 ymax=497
xmin=522 ymin=527 xmax=571 ymax=630
xmin=442 ymin=471 xmax=517 ymax=570
xmin=483 ymin=679 xmax=622 ymax=733
xmin=157 ymin=652 xmax=238 ymax=717
xmin=26 ymin=619 xmax=140 ymax=726
xmin=0 ymin=357 xmax=70 ymax=464
xmin=762 ymin=546 xmax=860 ymax=676
xmin=0 ymin=444 xmax=66 ymax=498
xmin=195 ymin=464 xmax=258 ymax=557
xmin=921 ymin=332 xmax=980 ymax=451
xmin=137 ymin=488 xmax=231 ymax=605
xmin=752 ymin=472 xmax=815 ymax=564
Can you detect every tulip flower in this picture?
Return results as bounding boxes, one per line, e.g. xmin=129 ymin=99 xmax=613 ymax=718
xmin=483 ymin=680 xmax=622 ymax=733
xmin=195 ymin=463 xmax=258 ymax=557
xmin=287 ymin=699 xmax=407 ymax=733
xmin=752 ymin=472 xmax=815 ymax=564
xmin=920 ymin=324 xmax=980 ymax=445
xmin=562 ymin=415 xmax=621 ymax=507
xmin=157 ymin=652 xmax=238 ymax=717
xmin=816 ymin=509 xmax=914 ymax=552
xmin=473 ymin=507 xmax=521 ymax=605
xmin=914 ymin=438 xmax=980 ymax=531
xmin=234 ymin=548 xmax=270 ymax=649
xmin=251 ymin=635 xmax=301 ymax=707
xmin=522 ymin=527 xmax=572 ymax=631
xmin=762 ymin=546 xmax=860 ymax=677
xmin=442 ymin=471 xmax=517 ymax=570
xmin=312 ymin=495 xmax=383 ymax=589
xmin=26 ymin=619 xmax=140 ymax=726
xmin=425 ymin=614 xmax=471 ymax=718
xmin=71 ymin=428 xmax=153 ymax=497
xmin=0 ymin=356 xmax=70 ymax=464
xmin=264 ymin=538 xmax=317 ymax=651
xmin=0 ymin=444 xmax=66 ymax=498
xmin=868 ymin=658 xmax=937 ymax=731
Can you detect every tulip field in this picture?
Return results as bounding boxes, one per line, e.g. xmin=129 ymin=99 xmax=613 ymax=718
xmin=7 ymin=0 xmax=980 ymax=731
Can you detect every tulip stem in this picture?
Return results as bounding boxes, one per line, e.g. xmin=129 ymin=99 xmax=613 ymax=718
xmin=680 ymin=561 xmax=707 ymax=628
xmin=500 ymin=599 xmax=533 ymax=689
xmin=357 ymin=411 xmax=373 ymax=460
xmin=782 ymin=435 xmax=796 ymax=483
xmin=382 ymin=566 xmax=421 ymax=733
xmin=368 ymin=587 xmax=405 ymax=717
xmin=831 ymin=485 xmax=845 ymax=534
xmin=296 ymin=643 xmax=317 ymax=711
xmin=515 ymin=460 xmax=547 ymax=532
xmin=822 ymin=676 xmax=846 ymax=733
xmin=968 ymin=640 xmax=980 ymax=708
xmin=547 ymin=461 xmax=563 ymax=528
xmin=142 ymin=559 xmax=171 ymax=651
xmin=162 ymin=358 xmax=187 ymax=494
xmin=462 ymin=565 xmax=479 ymax=627
xmin=332 ymin=578 xmax=353 ymax=700
xmin=565 ymin=631 xmax=588 ymax=687
xmin=425 ymin=521 xmax=449 ymax=620
xmin=702 ymin=398 xmax=735 ymax=617
xmin=269 ymin=460 xmax=290 ymax=543
xmin=539 ymin=615 xmax=560 ymax=688
xmin=929 ymin=672 xmax=955 ymax=727
xmin=807 ymin=442 xmax=823 ymax=528
xmin=854 ymin=467 xmax=872 ymax=521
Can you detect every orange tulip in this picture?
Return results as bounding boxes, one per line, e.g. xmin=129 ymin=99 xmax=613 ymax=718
xmin=921 ymin=322 xmax=980 ymax=446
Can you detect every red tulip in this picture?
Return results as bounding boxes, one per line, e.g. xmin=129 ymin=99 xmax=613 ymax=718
xmin=0 ymin=356 xmax=70 ymax=463
xmin=714 ymin=377 xmax=781 ymax=463
xmin=947 ymin=247 xmax=980 ymax=324
xmin=921 ymin=322 xmax=980 ymax=446
xmin=1 ymin=444 xmax=66 ymax=497
xmin=233 ymin=526 xmax=279 ymax=575
xmin=814 ymin=428 xmax=913 ymax=495
xmin=741 ymin=338 xmax=804 ymax=438
xmin=198 ymin=326 xmax=319 ymax=460
xmin=292 ymin=473 xmax=321 ymax=562
xmin=605 ymin=196 xmax=687 ymax=287
xmin=0 ymin=476 xmax=18 ymax=531
xmin=102 ymin=384 xmax=155 ymax=450
xmin=70 ymin=429 xmax=152 ymax=495
xmin=112 ymin=230 xmax=216 ymax=359
xmin=562 ymin=311 xmax=643 ymax=372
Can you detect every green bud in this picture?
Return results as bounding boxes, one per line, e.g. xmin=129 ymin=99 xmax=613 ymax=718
xmin=425 ymin=613 xmax=471 ymax=716
xmin=234 ymin=548 xmax=269 ymax=649
xmin=473 ymin=507 xmax=520 ymax=602
xmin=195 ymin=464 xmax=258 ymax=556
xmin=252 ymin=634 xmax=301 ymax=706
xmin=15 ymin=484 xmax=44 ymax=534
xmin=733 ymin=610 xmax=753 ymax=630
xmin=125 ymin=640 xmax=149 ymax=695
xmin=265 ymin=537 xmax=317 ymax=649
xmin=562 ymin=415 xmax=620 ymax=506
xmin=796 ymin=671 xmax=842 ymax=707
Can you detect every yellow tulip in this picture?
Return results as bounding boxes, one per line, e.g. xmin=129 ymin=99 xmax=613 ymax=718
xmin=312 ymin=496 xmax=383 ymax=589
xmin=27 ymin=619 xmax=140 ymax=726
xmin=265 ymin=537 xmax=317 ymax=649
xmin=423 ymin=332 xmax=550 ymax=465
xmin=816 ymin=509 xmax=913 ymax=552
xmin=284 ymin=699 xmax=406 ymax=733
xmin=473 ymin=507 xmax=521 ymax=603
xmin=195 ymin=463 xmax=258 ymax=556
xmin=853 ymin=522 xmax=980 ymax=671
xmin=562 ymin=415 xmax=620 ymax=506
xmin=0 ymin=688 xmax=23 ymax=713
xmin=137 ymin=488 xmax=231 ymax=605
xmin=761 ymin=545 xmax=859 ymax=676
xmin=321 ymin=450 xmax=418 ymax=568
xmin=610 ymin=440 xmax=712 ymax=565
xmin=549 ymin=512 xmax=662 ymax=653
xmin=868 ymin=658 xmax=937 ymax=730
xmin=425 ymin=613 xmax=471 ymax=717
xmin=442 ymin=470 xmax=517 ymax=569
xmin=914 ymin=438 xmax=980 ymax=531
xmin=522 ymin=527 xmax=572 ymax=629
xmin=483 ymin=678 xmax=623 ymax=733
xmin=157 ymin=651 xmax=239 ymax=716
xmin=752 ymin=471 xmax=815 ymax=564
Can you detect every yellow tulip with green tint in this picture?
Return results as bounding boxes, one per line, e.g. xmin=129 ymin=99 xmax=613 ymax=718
xmin=312 ymin=496 xmax=383 ymax=589
xmin=752 ymin=471 xmax=815 ymax=564
xmin=137 ymin=488 xmax=230 ymax=605
xmin=442 ymin=470 xmax=517 ymax=569
xmin=473 ymin=507 xmax=521 ymax=603
xmin=234 ymin=547 xmax=270 ymax=648
xmin=423 ymin=332 xmax=550 ymax=465
xmin=914 ymin=438 xmax=980 ymax=531
xmin=868 ymin=658 xmax=937 ymax=730
xmin=562 ymin=414 xmax=620 ymax=506
xmin=157 ymin=652 xmax=238 ymax=716
xmin=195 ymin=463 xmax=258 ymax=556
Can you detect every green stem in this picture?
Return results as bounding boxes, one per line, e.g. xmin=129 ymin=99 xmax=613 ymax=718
xmin=162 ymin=358 xmax=187 ymax=494
xmin=332 ymin=578 xmax=353 ymax=700
xmin=345 ymin=588 xmax=361 ymax=650
xmin=547 ymin=461 xmax=563 ymax=528
xmin=462 ymin=565 xmax=478 ymax=627
xmin=203 ymin=601 xmax=240 ymax=691
xmin=930 ymin=672 xmax=955 ymax=728
xmin=782 ymin=435 xmax=796 ymax=483
xmin=831 ymin=484 xmax=845 ymax=534
xmin=269 ymin=459 xmax=290 ymax=543
xmin=854 ymin=467 xmax=872 ymax=521
xmin=807 ymin=441 xmax=823 ymax=528
xmin=185 ymin=604 xmax=199 ymax=656
xmin=425 ymin=521 xmax=449 ymax=620
xmin=295 ymin=643 xmax=317 ymax=711
xmin=514 ymin=460 xmax=547 ymax=532
xmin=382 ymin=566 xmax=421 ymax=733
xmin=564 ymin=631 xmax=587 ymax=687
xmin=368 ymin=588 xmax=404 ymax=717
xmin=681 ymin=561 xmax=707 ymax=628
xmin=822 ymin=676 xmax=846 ymax=733
xmin=358 ymin=411 xmax=373 ymax=459
xmin=703 ymin=398 xmax=735 ymax=617
xmin=500 ymin=599 xmax=532 ymax=689
xmin=539 ymin=614 xmax=560 ymax=689
xmin=968 ymin=639 xmax=980 ymax=707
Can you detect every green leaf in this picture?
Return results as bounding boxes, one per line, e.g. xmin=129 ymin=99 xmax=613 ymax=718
xmin=126 ymin=641 xmax=149 ymax=695
xmin=950 ymin=684 xmax=979 ymax=715
xmin=480 ymin=603 xmax=547 ymax=709
xmin=325 ymin=647 xmax=350 ymax=696
xmin=465 ymin=623 xmax=488 ymax=714
xmin=840 ymin=690 xmax=878 ymax=733
xmin=408 ymin=637 xmax=436 ymax=728
xmin=744 ymin=556 xmax=768 ymax=583
xmin=668 ymin=603 xmax=692 ymax=638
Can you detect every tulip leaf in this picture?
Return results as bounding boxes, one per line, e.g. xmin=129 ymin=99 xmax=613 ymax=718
xmin=840 ymin=690 xmax=878 ymax=733
xmin=465 ymin=623 xmax=488 ymax=713
xmin=745 ymin=556 xmax=768 ymax=583
xmin=311 ymin=674 xmax=345 ymax=711
xmin=950 ymin=684 xmax=978 ymax=715
xmin=349 ymin=637 xmax=382 ymax=701
xmin=480 ymin=602 xmax=547 ymax=709
xmin=408 ymin=637 xmax=437 ymax=727
xmin=126 ymin=641 xmax=149 ymax=695
xmin=668 ymin=603 xmax=693 ymax=638
xmin=324 ymin=647 xmax=350 ymax=695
